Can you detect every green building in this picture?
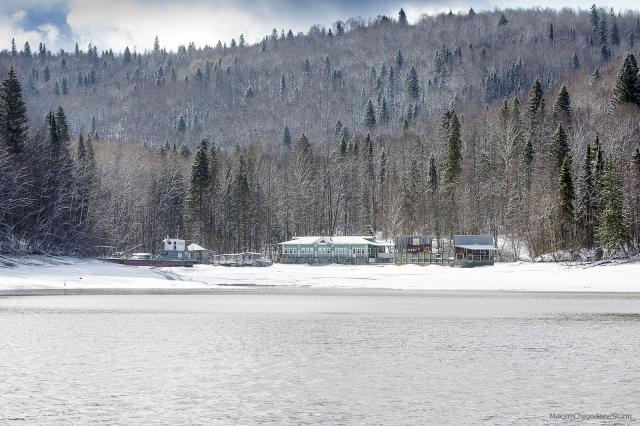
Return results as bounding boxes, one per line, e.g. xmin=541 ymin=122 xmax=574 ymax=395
xmin=278 ymin=236 xmax=393 ymax=264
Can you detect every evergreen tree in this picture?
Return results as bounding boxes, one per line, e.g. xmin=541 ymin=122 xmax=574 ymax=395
xmin=378 ymin=97 xmax=389 ymax=124
xmin=23 ymin=42 xmax=31 ymax=57
xmin=610 ymin=16 xmax=620 ymax=45
xmin=549 ymin=23 xmax=554 ymax=42
xmin=571 ymin=53 xmax=580 ymax=70
xmin=558 ymin=157 xmax=575 ymax=242
xmin=180 ymin=144 xmax=191 ymax=157
xmin=187 ymin=140 xmax=211 ymax=240
xmin=339 ymin=135 xmax=347 ymax=156
xmin=596 ymin=157 xmax=631 ymax=254
xmin=10 ymin=38 xmax=17 ymax=56
xmin=598 ymin=14 xmax=608 ymax=44
xmin=443 ymin=110 xmax=462 ymax=184
xmin=578 ymin=144 xmax=596 ymax=247
xmin=363 ymin=99 xmax=376 ymax=128
xmin=0 ymin=67 xmax=29 ymax=155
xmin=404 ymin=65 xmax=419 ymax=100
xmin=590 ymin=5 xmax=600 ymax=32
xmin=526 ymin=79 xmax=544 ymax=119
xmin=398 ymin=8 xmax=408 ymax=25
xmin=123 ymin=47 xmax=132 ymax=64
xmin=498 ymin=13 xmax=508 ymax=26
xmin=395 ymin=49 xmax=404 ymax=70
xmin=153 ymin=36 xmax=160 ymax=53
xmin=550 ymin=125 xmax=570 ymax=169
xmin=553 ymin=85 xmax=572 ymax=120
xmin=611 ymin=53 xmax=640 ymax=107
xmin=282 ymin=125 xmax=292 ymax=149
xmin=43 ymin=65 xmax=51 ymax=82
xmin=177 ymin=115 xmax=187 ymax=133
xmin=56 ymin=107 xmax=70 ymax=143
xmin=62 ymin=77 xmax=68 ymax=95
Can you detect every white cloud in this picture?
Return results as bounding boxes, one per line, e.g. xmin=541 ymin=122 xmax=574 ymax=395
xmin=66 ymin=0 xmax=306 ymax=52
xmin=0 ymin=9 xmax=59 ymax=51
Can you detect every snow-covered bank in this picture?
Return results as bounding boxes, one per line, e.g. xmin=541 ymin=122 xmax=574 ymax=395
xmin=1 ymin=256 xmax=638 ymax=292
xmin=0 ymin=256 xmax=208 ymax=291
xmin=172 ymin=262 xmax=640 ymax=292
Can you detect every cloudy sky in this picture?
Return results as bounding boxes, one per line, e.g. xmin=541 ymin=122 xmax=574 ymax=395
xmin=1 ymin=0 xmax=637 ymax=53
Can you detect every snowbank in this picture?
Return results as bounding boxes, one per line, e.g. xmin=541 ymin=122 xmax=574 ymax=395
xmin=173 ymin=262 xmax=640 ymax=292
xmin=0 ymin=256 xmax=207 ymax=291
xmin=1 ymin=257 xmax=638 ymax=292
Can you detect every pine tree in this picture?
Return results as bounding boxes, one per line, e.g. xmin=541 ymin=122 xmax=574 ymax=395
xmin=553 ymin=85 xmax=572 ymax=121
xmin=363 ymin=99 xmax=376 ymax=128
xmin=395 ymin=49 xmax=404 ymax=70
xmin=153 ymin=36 xmax=160 ymax=53
xmin=443 ymin=111 xmax=462 ymax=184
xmin=43 ymin=65 xmax=51 ymax=82
xmin=590 ymin=5 xmax=600 ymax=32
xmin=571 ymin=53 xmax=580 ymax=70
xmin=558 ymin=156 xmax=575 ymax=242
xmin=56 ymin=107 xmax=70 ymax=143
xmin=550 ymin=125 xmax=570 ymax=169
xmin=610 ymin=16 xmax=620 ymax=45
xmin=339 ymin=135 xmax=347 ymax=156
xmin=23 ymin=42 xmax=31 ymax=57
xmin=378 ymin=97 xmax=389 ymax=124
xmin=596 ymin=157 xmax=631 ymax=254
xmin=54 ymin=81 xmax=60 ymax=96
xmin=123 ymin=47 xmax=132 ymax=64
xmin=578 ymin=144 xmax=596 ymax=247
xmin=180 ymin=144 xmax=191 ymax=157
xmin=526 ymin=79 xmax=544 ymax=120
xmin=611 ymin=53 xmax=640 ymax=107
xmin=598 ymin=15 xmax=608 ymax=44
xmin=177 ymin=115 xmax=187 ymax=133
xmin=549 ymin=23 xmax=554 ymax=42
xmin=62 ymin=77 xmax=68 ymax=95
xmin=187 ymin=139 xmax=211 ymax=240
xmin=282 ymin=125 xmax=292 ymax=149
xmin=498 ymin=13 xmax=508 ymax=26
xmin=398 ymin=8 xmax=408 ymax=25
xmin=10 ymin=38 xmax=17 ymax=56
xmin=404 ymin=65 xmax=419 ymax=100
xmin=0 ymin=67 xmax=29 ymax=155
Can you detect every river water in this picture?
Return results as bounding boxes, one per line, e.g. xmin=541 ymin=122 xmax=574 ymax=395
xmin=1 ymin=290 xmax=639 ymax=424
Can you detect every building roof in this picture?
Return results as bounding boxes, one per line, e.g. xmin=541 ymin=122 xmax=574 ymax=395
xmin=187 ymin=243 xmax=209 ymax=252
xmin=453 ymin=235 xmax=496 ymax=250
xmin=279 ymin=236 xmax=386 ymax=246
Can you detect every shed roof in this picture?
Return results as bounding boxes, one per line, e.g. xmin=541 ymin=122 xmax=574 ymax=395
xmin=187 ymin=243 xmax=209 ymax=251
xmin=453 ymin=235 xmax=496 ymax=248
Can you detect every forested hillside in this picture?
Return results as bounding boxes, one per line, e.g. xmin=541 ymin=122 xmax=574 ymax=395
xmin=1 ymin=6 xmax=640 ymax=259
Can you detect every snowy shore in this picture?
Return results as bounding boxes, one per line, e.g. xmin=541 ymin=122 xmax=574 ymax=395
xmin=0 ymin=256 xmax=639 ymax=293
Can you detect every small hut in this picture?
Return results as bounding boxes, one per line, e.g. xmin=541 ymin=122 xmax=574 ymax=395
xmin=187 ymin=243 xmax=212 ymax=263
xmin=452 ymin=235 xmax=497 ymax=264
xmin=394 ymin=236 xmax=433 ymax=253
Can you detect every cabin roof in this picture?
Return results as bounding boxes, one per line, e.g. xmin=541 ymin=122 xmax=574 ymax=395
xmin=187 ymin=243 xmax=208 ymax=252
xmin=279 ymin=236 xmax=385 ymax=246
xmin=453 ymin=235 xmax=496 ymax=249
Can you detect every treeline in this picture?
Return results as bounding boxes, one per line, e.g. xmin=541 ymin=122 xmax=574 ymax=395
xmin=1 ymin=6 xmax=639 ymax=153
xmin=0 ymin=68 xmax=98 ymax=253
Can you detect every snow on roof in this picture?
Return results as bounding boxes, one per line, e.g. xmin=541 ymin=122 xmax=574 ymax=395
xmin=453 ymin=235 xmax=495 ymax=247
xmin=279 ymin=236 xmax=385 ymax=246
xmin=455 ymin=244 xmax=497 ymax=251
xmin=187 ymin=243 xmax=208 ymax=251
